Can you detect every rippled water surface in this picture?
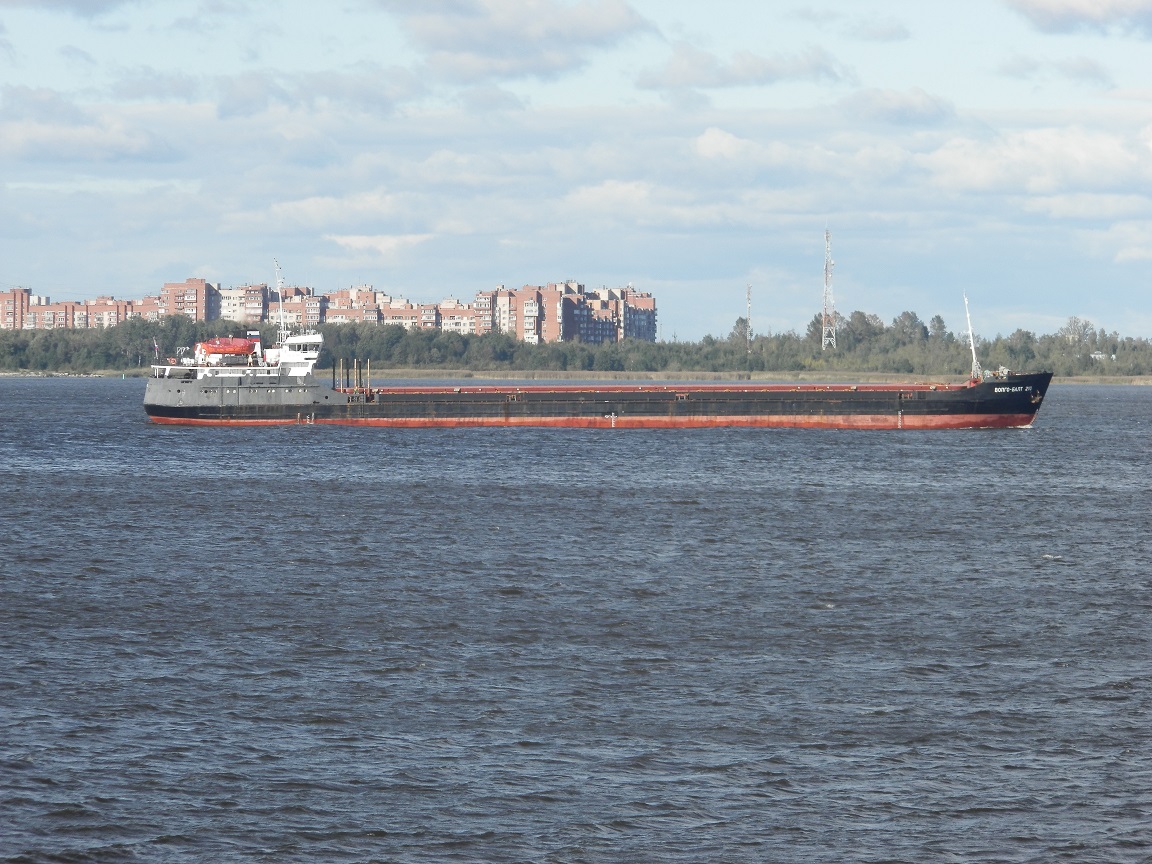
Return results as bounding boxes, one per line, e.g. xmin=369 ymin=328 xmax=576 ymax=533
xmin=2 ymin=377 xmax=1151 ymax=862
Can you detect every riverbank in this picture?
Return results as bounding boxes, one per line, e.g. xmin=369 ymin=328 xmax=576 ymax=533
xmin=328 ymin=368 xmax=1152 ymax=385
xmin=4 ymin=368 xmax=1152 ymax=384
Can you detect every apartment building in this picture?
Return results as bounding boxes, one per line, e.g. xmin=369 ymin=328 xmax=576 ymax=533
xmin=218 ymin=284 xmax=269 ymax=325
xmin=438 ymin=298 xmax=476 ymax=335
xmin=3 ymin=277 xmax=657 ymax=343
xmin=2 ymin=288 xmax=135 ymax=331
xmin=2 ymin=288 xmax=27 ymax=329
xmin=472 ymin=281 xmax=657 ymax=345
xmin=76 ymin=297 xmax=136 ymax=329
xmin=323 ymin=286 xmax=378 ymax=325
xmin=471 ymin=291 xmax=494 ymax=336
xmin=131 ymin=278 xmax=220 ymax=322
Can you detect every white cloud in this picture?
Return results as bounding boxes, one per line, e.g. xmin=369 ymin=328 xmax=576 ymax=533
xmin=1005 ymin=0 xmax=1152 ymax=35
xmin=636 ymin=41 xmax=848 ymax=91
xmin=112 ymin=68 xmax=202 ymax=102
xmin=1022 ymin=192 xmax=1151 ymax=219
xmin=288 ymin=64 xmax=427 ymax=113
xmin=6 ymin=176 xmax=200 ymax=195
xmin=562 ymin=178 xmax=793 ymax=231
xmin=997 ymin=54 xmax=1114 ymax=86
xmin=565 ymin=178 xmax=654 ymax=214
xmin=694 ymin=127 xmax=759 ymax=161
xmin=840 ymin=87 xmax=955 ymax=125
xmin=786 ymin=8 xmax=909 ymax=43
xmin=0 ymin=121 xmax=168 ymax=161
xmin=1063 ymin=218 xmax=1152 ymax=263
xmin=0 ymin=0 xmax=136 ymax=15
xmin=324 ymin=232 xmax=434 ymax=263
xmin=998 ymin=54 xmax=1043 ymax=78
xmin=691 ymin=127 xmax=913 ymax=190
xmin=458 ymin=84 xmax=525 ymax=112
xmin=377 ymin=0 xmax=652 ymax=81
xmin=1 ymin=85 xmax=89 ymax=124
xmin=209 ymin=65 xmax=425 ymax=117
xmin=1054 ymin=56 xmax=1114 ymax=85
xmin=1097 ymin=219 xmax=1152 ymax=259
xmin=844 ymin=17 xmax=910 ymax=42
xmin=214 ymin=71 xmax=290 ymax=118
xmin=229 ymin=192 xmax=405 ymax=233
xmin=0 ymin=89 xmax=173 ymax=161
xmin=59 ymin=44 xmax=96 ymax=65
xmin=916 ymin=127 xmax=1150 ymax=194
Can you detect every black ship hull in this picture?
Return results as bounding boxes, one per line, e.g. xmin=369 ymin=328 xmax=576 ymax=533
xmin=144 ymin=371 xmax=1053 ymax=429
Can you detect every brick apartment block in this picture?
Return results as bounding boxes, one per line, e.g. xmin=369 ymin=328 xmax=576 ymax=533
xmin=1 ymin=278 xmax=657 ymax=344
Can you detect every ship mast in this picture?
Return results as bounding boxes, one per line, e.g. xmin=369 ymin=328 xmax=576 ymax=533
xmin=274 ymin=258 xmax=288 ymax=344
xmin=964 ymin=293 xmax=983 ymax=381
xmin=821 ymin=230 xmax=836 ymax=350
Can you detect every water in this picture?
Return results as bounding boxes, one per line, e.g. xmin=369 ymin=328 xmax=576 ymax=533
xmin=2 ymin=377 xmax=1150 ymax=863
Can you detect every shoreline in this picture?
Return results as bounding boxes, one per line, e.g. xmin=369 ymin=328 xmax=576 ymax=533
xmin=3 ymin=369 xmax=1152 ymax=385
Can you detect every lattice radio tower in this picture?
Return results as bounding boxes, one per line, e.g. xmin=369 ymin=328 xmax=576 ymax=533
xmin=821 ymin=229 xmax=836 ymax=350
xmin=746 ymin=283 xmax=752 ymax=355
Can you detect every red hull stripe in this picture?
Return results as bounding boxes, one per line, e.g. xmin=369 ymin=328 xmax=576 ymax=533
xmin=148 ymin=413 xmax=1037 ymax=430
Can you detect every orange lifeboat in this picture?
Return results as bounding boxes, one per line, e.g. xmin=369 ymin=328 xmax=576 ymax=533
xmin=197 ymin=337 xmax=258 ymax=355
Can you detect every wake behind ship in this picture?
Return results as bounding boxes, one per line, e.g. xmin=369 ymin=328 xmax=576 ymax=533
xmin=144 ymin=332 xmax=1053 ymax=430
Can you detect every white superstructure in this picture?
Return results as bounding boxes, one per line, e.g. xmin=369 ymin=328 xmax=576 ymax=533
xmin=150 ymin=331 xmax=322 ymax=381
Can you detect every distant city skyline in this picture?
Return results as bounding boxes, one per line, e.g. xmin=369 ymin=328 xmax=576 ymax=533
xmin=2 ymin=278 xmax=659 ymax=345
xmin=2 ymin=0 xmax=1150 ymax=341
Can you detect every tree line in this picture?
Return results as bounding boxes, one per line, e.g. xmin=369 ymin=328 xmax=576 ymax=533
xmin=1 ymin=310 xmax=1149 ymax=377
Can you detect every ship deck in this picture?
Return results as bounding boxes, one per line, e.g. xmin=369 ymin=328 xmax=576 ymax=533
xmin=349 ymin=380 xmax=974 ymax=396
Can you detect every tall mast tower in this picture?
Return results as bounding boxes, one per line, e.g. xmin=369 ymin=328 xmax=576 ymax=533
xmin=746 ymin=283 xmax=752 ymax=355
xmin=821 ymin=230 xmax=836 ymax=350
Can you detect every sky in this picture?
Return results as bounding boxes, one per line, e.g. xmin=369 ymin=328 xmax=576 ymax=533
xmin=1 ymin=0 xmax=1151 ymax=342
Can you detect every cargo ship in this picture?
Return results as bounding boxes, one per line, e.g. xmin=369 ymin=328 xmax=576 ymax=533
xmin=144 ymin=331 xmax=1052 ymax=429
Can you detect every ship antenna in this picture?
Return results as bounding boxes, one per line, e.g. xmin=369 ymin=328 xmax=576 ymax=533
xmin=964 ymin=293 xmax=983 ymax=381
xmin=821 ymin=229 xmax=836 ymax=350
